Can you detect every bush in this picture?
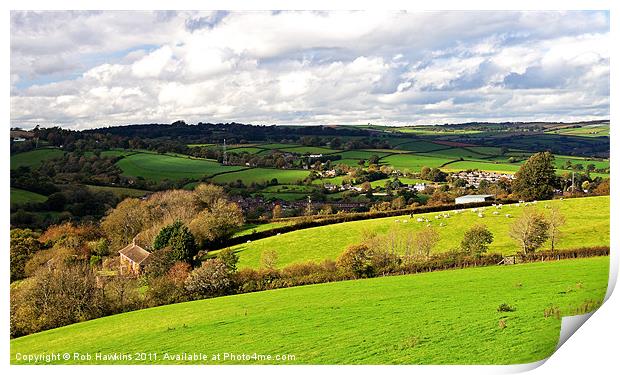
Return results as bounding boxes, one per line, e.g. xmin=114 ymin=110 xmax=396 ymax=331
xmin=497 ymin=303 xmax=516 ymax=312
xmin=336 ymin=244 xmax=374 ymax=278
xmin=184 ymin=259 xmax=232 ymax=298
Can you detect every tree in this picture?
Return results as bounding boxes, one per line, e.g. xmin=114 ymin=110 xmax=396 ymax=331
xmin=184 ymin=259 xmax=232 ymax=298
xmin=168 ymin=225 xmax=198 ymax=262
xmin=272 ymin=204 xmax=283 ymax=219
xmin=460 ymin=225 xmax=494 ymax=257
xmin=413 ymin=227 xmax=440 ymax=259
xmin=153 ymin=221 xmax=197 ymax=262
xmin=508 ymin=208 xmax=550 ymax=254
xmin=217 ymin=248 xmax=240 ymax=273
xmin=260 ymin=249 xmax=279 ymax=270
xmin=153 ymin=221 xmax=183 ymax=250
xmin=336 ymin=244 xmax=374 ymax=278
xmin=512 ymin=152 xmax=557 ymax=200
xmin=547 ymin=207 xmax=566 ymax=252
xmin=10 ymin=229 xmax=42 ymax=282
xmin=188 ymin=200 xmax=244 ymax=247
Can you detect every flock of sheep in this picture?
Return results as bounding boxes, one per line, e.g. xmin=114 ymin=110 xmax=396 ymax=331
xmin=395 ymin=200 xmax=546 ymax=228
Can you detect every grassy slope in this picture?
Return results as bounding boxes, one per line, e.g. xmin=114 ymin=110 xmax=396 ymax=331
xmin=10 ymin=188 xmax=47 ymax=205
xmin=116 ymin=153 xmax=244 ymax=182
xmin=231 ymin=196 xmax=609 ymax=269
xmin=10 ymin=257 xmax=609 ymax=364
xmin=10 ymin=148 xmax=65 ymax=169
xmin=210 ymin=168 xmax=311 ymax=185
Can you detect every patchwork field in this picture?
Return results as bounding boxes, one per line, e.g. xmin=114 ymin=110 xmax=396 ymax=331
xmin=381 ymin=154 xmax=453 ymax=171
xmin=10 ymin=257 xmax=609 ymax=364
xmin=10 ymin=148 xmax=65 ymax=169
xmin=210 ymin=168 xmax=311 ymax=185
xmin=116 ymin=153 xmax=245 ymax=182
xmin=229 ymin=196 xmax=609 ymax=269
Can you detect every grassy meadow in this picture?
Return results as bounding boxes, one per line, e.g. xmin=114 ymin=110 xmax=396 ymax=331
xmin=10 ymin=188 xmax=48 ymax=205
xmin=10 ymin=257 xmax=609 ymax=364
xmin=116 ymin=153 xmax=245 ymax=182
xmin=10 ymin=148 xmax=65 ymax=169
xmin=229 ymin=196 xmax=609 ymax=269
xmin=210 ymin=168 xmax=311 ymax=185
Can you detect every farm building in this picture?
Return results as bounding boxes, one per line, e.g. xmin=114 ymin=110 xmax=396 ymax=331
xmin=118 ymin=241 xmax=152 ymax=275
xmin=455 ymin=194 xmax=494 ymax=205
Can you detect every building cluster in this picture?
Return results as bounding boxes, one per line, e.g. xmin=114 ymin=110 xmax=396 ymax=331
xmin=450 ymin=171 xmax=514 ymax=188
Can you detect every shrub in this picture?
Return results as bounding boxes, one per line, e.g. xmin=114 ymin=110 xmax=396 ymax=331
xmin=497 ymin=303 xmax=516 ymax=312
xmin=217 ymin=248 xmax=240 ymax=273
xmin=509 ymin=208 xmax=550 ymax=254
xmin=336 ymin=244 xmax=374 ymax=278
xmin=184 ymin=259 xmax=232 ymax=298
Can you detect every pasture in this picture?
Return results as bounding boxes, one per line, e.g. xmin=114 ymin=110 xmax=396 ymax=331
xmin=10 ymin=148 xmax=65 ymax=169
xmin=229 ymin=196 xmax=609 ymax=269
xmin=10 ymin=257 xmax=609 ymax=364
xmin=10 ymin=188 xmax=47 ymax=205
xmin=210 ymin=168 xmax=311 ymax=185
xmin=116 ymin=153 xmax=244 ymax=182
xmin=381 ymin=154 xmax=453 ymax=172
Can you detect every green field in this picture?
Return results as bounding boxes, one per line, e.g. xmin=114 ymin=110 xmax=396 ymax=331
xmin=233 ymin=221 xmax=295 ymax=238
xmin=229 ymin=196 xmax=608 ymax=269
xmin=365 ymin=177 xmax=429 ymax=189
xmin=442 ymin=160 xmax=522 ymax=174
xmin=283 ymin=146 xmax=339 ymax=154
xmin=10 ymin=188 xmax=48 ymax=205
xmin=10 ymin=148 xmax=65 ymax=169
xmin=116 ymin=153 xmax=244 ymax=182
xmin=393 ymin=140 xmax=450 ymax=152
xmin=210 ymin=168 xmax=311 ymax=185
xmin=227 ymin=147 xmax=265 ymax=154
xmin=381 ymin=154 xmax=453 ymax=172
xmin=10 ymin=257 xmax=609 ymax=364
xmin=547 ymin=124 xmax=610 ymax=137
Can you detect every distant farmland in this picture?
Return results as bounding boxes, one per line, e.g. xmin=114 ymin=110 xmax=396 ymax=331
xmin=116 ymin=153 xmax=245 ymax=182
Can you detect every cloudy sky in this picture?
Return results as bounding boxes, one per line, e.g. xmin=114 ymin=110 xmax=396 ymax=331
xmin=10 ymin=10 xmax=609 ymax=129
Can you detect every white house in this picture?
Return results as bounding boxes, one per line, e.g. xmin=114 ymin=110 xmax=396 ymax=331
xmin=455 ymin=194 xmax=494 ymax=205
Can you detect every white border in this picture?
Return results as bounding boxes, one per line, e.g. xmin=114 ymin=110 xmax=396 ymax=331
xmin=2 ymin=1 xmax=616 ymax=374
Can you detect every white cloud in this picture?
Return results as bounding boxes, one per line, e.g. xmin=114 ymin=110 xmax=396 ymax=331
xmin=10 ymin=10 xmax=609 ymax=128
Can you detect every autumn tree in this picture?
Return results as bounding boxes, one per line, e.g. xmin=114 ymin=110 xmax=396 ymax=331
xmin=260 ymin=249 xmax=279 ymax=270
xmin=272 ymin=204 xmax=283 ymax=219
xmin=512 ymin=152 xmax=558 ymax=200
xmin=10 ymin=229 xmax=41 ymax=282
xmin=336 ymin=244 xmax=374 ymax=278
xmin=414 ymin=227 xmax=440 ymax=259
xmin=547 ymin=206 xmax=566 ymax=252
xmin=508 ymin=208 xmax=550 ymax=254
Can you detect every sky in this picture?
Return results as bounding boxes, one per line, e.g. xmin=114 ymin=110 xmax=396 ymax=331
xmin=10 ymin=10 xmax=610 ymax=129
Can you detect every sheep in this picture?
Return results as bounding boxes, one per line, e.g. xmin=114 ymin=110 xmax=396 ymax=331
xmin=277 ymin=233 xmax=281 ymax=236
xmin=403 ymin=220 xmax=408 ymax=223
xmin=493 ymin=211 xmax=499 ymax=215
xmin=395 ymin=219 xmax=400 ymax=223
xmin=427 ymin=223 xmax=431 ymax=227
xmin=435 ymin=215 xmax=440 ymax=220
xmin=247 ymin=240 xmax=252 ymax=243
xmin=417 ymin=218 xmax=424 ymax=222
xmin=505 ymin=214 xmax=512 ymax=218
xmin=515 ymin=203 xmax=520 ymax=207
xmin=472 ymin=208 xmax=478 ymax=212
xmin=439 ymin=222 xmax=446 ymax=227
xmin=478 ymin=213 xmax=484 ymax=218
